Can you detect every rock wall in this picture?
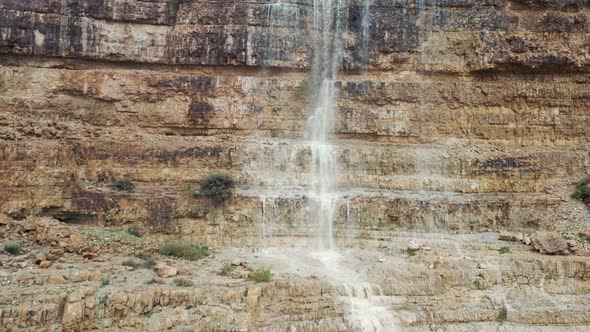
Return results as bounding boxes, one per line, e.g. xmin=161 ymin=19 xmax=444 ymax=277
xmin=1 ymin=0 xmax=589 ymax=243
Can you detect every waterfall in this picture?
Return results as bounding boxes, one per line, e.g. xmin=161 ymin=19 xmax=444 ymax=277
xmin=306 ymin=1 xmax=398 ymax=331
xmin=307 ymin=0 xmax=345 ymax=250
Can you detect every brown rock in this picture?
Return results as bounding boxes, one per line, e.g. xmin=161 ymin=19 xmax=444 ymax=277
xmin=499 ymin=232 xmax=522 ymax=242
xmin=39 ymin=260 xmax=51 ymax=268
xmin=177 ymin=267 xmax=193 ymax=276
xmin=34 ymin=252 xmax=47 ymax=265
xmin=533 ymin=232 xmax=569 ymax=255
xmin=0 ymin=214 xmax=11 ymax=226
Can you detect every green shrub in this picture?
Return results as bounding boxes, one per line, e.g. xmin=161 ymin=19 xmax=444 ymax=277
xmin=571 ymin=183 xmax=590 ymax=202
xmin=499 ymin=246 xmax=512 ymax=254
xmin=159 ymin=240 xmax=209 ymax=261
xmin=198 ymin=174 xmax=235 ymax=206
xmin=113 ymin=178 xmax=134 ymax=192
xmin=3 ymin=241 xmax=21 ymax=255
xmin=127 ymin=226 xmax=142 ymax=237
xmin=99 ymin=295 xmax=108 ymax=304
xmin=248 ymin=268 xmax=273 ymax=283
xmin=174 ymin=277 xmax=194 ymax=287
xmin=219 ymin=264 xmax=236 ymax=276
xmin=100 ymin=276 xmax=111 ymax=286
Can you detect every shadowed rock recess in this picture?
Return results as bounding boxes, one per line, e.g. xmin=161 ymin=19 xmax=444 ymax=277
xmin=1 ymin=0 xmax=590 ymax=331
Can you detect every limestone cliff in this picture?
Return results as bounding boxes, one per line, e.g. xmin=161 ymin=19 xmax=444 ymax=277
xmin=0 ymin=1 xmax=590 ymax=331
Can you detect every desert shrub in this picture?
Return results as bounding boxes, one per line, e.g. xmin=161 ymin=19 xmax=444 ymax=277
xmin=248 ymin=268 xmax=273 ymax=283
xmin=3 ymin=241 xmax=21 ymax=255
xmin=100 ymin=276 xmax=111 ymax=286
xmin=499 ymin=246 xmax=512 ymax=254
xmin=159 ymin=240 xmax=209 ymax=261
xmin=121 ymin=258 xmax=144 ymax=269
xmin=146 ymin=278 xmax=165 ymax=285
xmin=113 ymin=178 xmax=134 ymax=192
xmin=135 ymin=253 xmax=157 ymax=268
xmin=571 ymin=182 xmax=590 ymax=203
xmin=127 ymin=226 xmax=142 ymax=237
xmin=198 ymin=174 xmax=235 ymax=206
xmin=174 ymin=277 xmax=194 ymax=287
xmin=497 ymin=306 xmax=508 ymax=321
xmin=219 ymin=263 xmax=236 ymax=276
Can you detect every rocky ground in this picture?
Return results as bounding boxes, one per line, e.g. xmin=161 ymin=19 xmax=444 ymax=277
xmin=1 ymin=215 xmax=589 ymax=331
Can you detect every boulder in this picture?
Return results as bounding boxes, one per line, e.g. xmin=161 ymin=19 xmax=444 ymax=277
xmin=155 ymin=263 xmax=177 ymax=278
xmin=532 ymin=232 xmax=569 ymax=255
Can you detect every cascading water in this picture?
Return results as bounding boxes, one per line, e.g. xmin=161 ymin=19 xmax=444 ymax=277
xmin=305 ymin=1 xmax=398 ymax=331
xmin=250 ymin=0 xmax=398 ymax=330
xmin=307 ymin=0 xmax=344 ymax=251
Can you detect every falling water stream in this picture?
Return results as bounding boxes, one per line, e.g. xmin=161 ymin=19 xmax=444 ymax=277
xmin=305 ymin=0 xmax=397 ymax=330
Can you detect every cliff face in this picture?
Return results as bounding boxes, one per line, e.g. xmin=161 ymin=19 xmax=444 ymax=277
xmin=1 ymin=1 xmax=590 ymax=330
xmin=1 ymin=0 xmax=588 ymax=239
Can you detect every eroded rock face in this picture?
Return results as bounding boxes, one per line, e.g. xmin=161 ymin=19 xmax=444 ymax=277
xmin=0 ymin=0 xmax=588 ymax=242
xmin=0 ymin=1 xmax=590 ymax=330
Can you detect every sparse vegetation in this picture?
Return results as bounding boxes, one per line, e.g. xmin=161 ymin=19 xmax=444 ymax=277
xmin=406 ymin=248 xmax=418 ymax=257
xmin=122 ymin=258 xmax=144 ymax=269
xmin=159 ymin=240 xmax=210 ymax=261
xmin=3 ymin=241 xmax=21 ymax=255
xmin=146 ymin=278 xmax=165 ymax=285
xmin=135 ymin=253 xmax=157 ymax=268
xmin=174 ymin=277 xmax=195 ymax=287
xmin=100 ymin=276 xmax=111 ymax=287
xmin=499 ymin=246 xmax=512 ymax=254
xmin=112 ymin=178 xmax=134 ymax=193
xmin=98 ymin=295 xmax=108 ymax=304
xmin=220 ymin=263 xmax=236 ymax=276
xmin=197 ymin=174 xmax=235 ymax=206
xmin=497 ymin=306 xmax=508 ymax=321
xmin=127 ymin=226 xmax=142 ymax=237
xmin=571 ymin=177 xmax=590 ymax=203
xmin=248 ymin=268 xmax=273 ymax=283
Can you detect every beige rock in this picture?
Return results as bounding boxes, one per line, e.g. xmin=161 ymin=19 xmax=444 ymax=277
xmin=155 ymin=263 xmax=177 ymax=278
xmin=62 ymin=301 xmax=83 ymax=328
xmin=72 ymin=270 xmax=91 ymax=283
xmin=48 ymin=273 xmax=67 ymax=284
xmin=246 ymin=287 xmax=262 ymax=308
xmin=68 ymin=290 xmax=85 ymax=303
xmin=109 ymin=292 xmax=128 ymax=305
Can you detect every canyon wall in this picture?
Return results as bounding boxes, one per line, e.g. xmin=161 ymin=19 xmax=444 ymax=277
xmin=1 ymin=0 xmax=589 ymax=243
